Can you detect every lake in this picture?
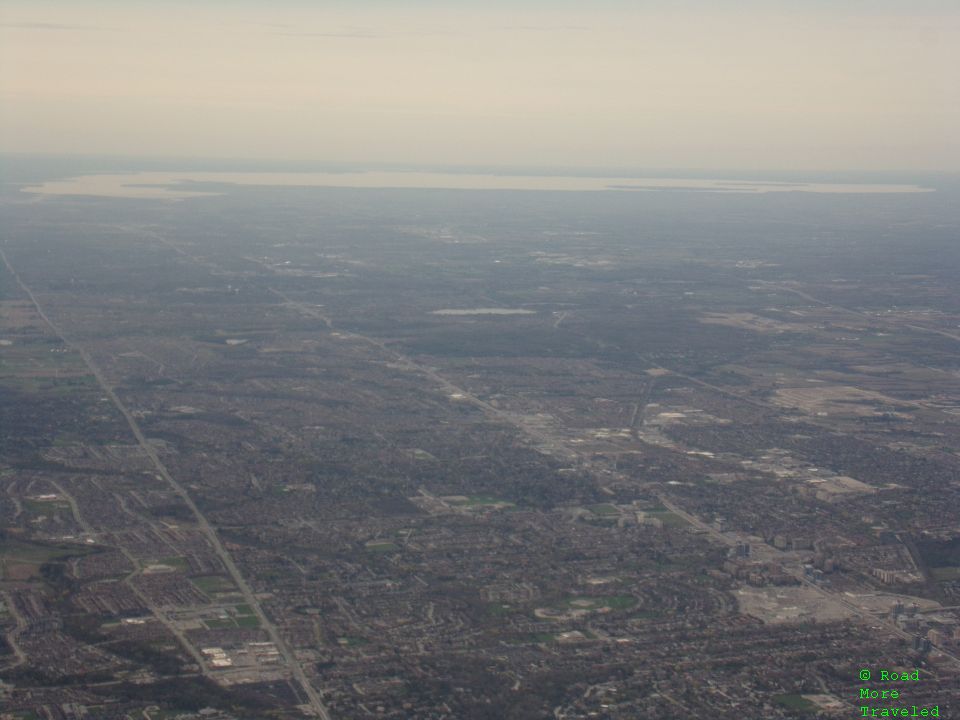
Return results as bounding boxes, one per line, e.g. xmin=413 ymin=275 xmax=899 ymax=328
xmin=20 ymin=170 xmax=933 ymax=199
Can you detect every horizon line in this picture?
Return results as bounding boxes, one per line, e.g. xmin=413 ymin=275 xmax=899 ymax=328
xmin=3 ymin=151 xmax=958 ymax=181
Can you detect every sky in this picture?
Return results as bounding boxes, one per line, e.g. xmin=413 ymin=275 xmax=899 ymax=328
xmin=1 ymin=0 xmax=958 ymax=173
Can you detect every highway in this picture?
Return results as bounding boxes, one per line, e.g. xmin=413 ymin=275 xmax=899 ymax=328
xmin=1 ymin=248 xmax=332 ymax=719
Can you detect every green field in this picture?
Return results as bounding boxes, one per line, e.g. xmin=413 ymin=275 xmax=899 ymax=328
xmin=144 ymin=709 xmax=189 ymax=720
xmin=157 ymin=556 xmax=190 ymax=572
xmin=190 ymin=575 xmax=237 ymax=595
xmin=0 ymin=353 xmax=83 ymax=374
xmin=448 ymin=495 xmax=515 ymax=508
xmin=408 ymin=448 xmax=437 ymax=461
xmin=559 ymin=595 xmax=637 ymax=611
xmin=532 ymin=632 xmax=560 ymax=643
xmin=337 ymin=636 xmax=368 ymax=647
xmin=365 ymin=541 xmax=400 ymax=553
xmin=0 ymin=538 xmax=97 ymax=581
xmin=0 ymin=538 xmax=92 ymax=564
xmin=930 ymin=567 xmax=960 ymax=581
xmin=646 ymin=510 xmax=689 ymax=527
xmin=201 ymin=603 xmax=259 ymax=629
xmin=22 ymin=497 xmax=71 ymax=514
xmin=589 ymin=503 xmax=620 ymax=516
xmin=203 ymin=617 xmax=236 ymax=630
xmin=0 ymin=370 xmax=96 ymax=396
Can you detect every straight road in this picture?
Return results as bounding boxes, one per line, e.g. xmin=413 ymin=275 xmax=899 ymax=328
xmin=0 ymin=248 xmax=332 ymax=719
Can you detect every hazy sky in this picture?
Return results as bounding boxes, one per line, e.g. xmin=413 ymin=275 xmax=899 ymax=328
xmin=2 ymin=0 xmax=958 ymax=172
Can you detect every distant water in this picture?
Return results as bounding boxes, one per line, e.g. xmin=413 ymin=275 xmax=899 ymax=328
xmin=20 ymin=170 xmax=933 ymax=199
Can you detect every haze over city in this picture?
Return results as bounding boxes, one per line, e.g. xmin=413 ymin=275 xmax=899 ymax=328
xmin=2 ymin=2 xmax=960 ymax=720
xmin=2 ymin=0 xmax=959 ymax=171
